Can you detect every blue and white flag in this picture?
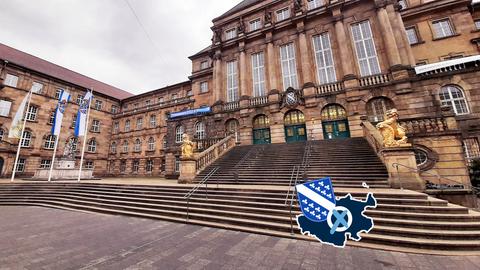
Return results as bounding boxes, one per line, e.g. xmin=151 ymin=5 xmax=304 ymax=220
xmin=296 ymin=178 xmax=336 ymax=222
xmin=51 ymin=89 xmax=71 ymax=136
xmin=74 ymin=91 xmax=93 ymax=137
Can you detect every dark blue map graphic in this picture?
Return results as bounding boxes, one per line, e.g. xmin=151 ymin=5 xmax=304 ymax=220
xmin=296 ymin=193 xmax=377 ymax=248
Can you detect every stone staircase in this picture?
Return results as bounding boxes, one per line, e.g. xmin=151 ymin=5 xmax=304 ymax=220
xmin=0 ymin=183 xmax=479 ymax=255
xmin=195 ymin=138 xmax=390 ymax=188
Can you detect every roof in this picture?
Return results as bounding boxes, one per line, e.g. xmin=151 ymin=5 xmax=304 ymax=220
xmin=189 ymin=45 xmax=212 ymax=59
xmin=0 ymin=43 xmax=133 ymax=100
xmin=414 ymin=55 xmax=480 ymax=75
xmin=215 ymin=0 xmax=263 ymax=21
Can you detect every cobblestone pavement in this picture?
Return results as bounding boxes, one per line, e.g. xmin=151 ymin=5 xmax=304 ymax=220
xmin=0 ymin=206 xmax=479 ymax=270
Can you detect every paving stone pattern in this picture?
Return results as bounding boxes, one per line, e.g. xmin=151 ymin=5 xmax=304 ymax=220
xmin=0 ymin=207 xmax=479 ymax=270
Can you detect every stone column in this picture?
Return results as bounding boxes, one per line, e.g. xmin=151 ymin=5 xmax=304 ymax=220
xmin=239 ymin=45 xmax=248 ymax=97
xmin=333 ymin=15 xmax=358 ymax=88
xmin=376 ymin=6 xmax=402 ymax=69
xmin=297 ymin=22 xmax=313 ymax=85
xmin=266 ymin=36 xmax=278 ymax=90
xmin=394 ymin=7 xmax=416 ymax=66
xmin=386 ymin=4 xmax=411 ymax=67
xmin=213 ymin=51 xmax=223 ymax=102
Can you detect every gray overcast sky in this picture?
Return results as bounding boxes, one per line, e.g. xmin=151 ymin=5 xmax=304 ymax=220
xmin=0 ymin=0 xmax=240 ymax=94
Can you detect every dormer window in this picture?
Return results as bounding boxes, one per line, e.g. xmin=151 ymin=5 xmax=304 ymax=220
xmin=225 ymin=28 xmax=237 ymax=40
xmin=276 ymin=8 xmax=290 ymax=22
xmin=249 ymin=18 xmax=262 ymax=32
xmin=200 ymin=61 xmax=209 ymax=69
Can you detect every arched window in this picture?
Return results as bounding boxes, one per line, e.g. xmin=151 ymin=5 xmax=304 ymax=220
xmin=195 ymin=122 xmax=206 ymax=140
xmin=87 ymin=139 xmax=97 ymax=153
xmin=175 ymin=125 xmax=185 ymax=143
xmin=163 ymin=137 xmax=167 ymax=149
xmin=148 ymin=137 xmax=155 ymax=151
xmin=123 ymin=140 xmax=129 ymax=153
xmin=321 ymin=104 xmax=347 ymax=121
xmin=284 ymin=110 xmax=305 ymax=126
xmin=225 ymin=119 xmax=240 ymax=142
xmin=21 ymin=131 xmax=32 ymax=148
xmin=366 ymin=97 xmax=394 ymax=122
xmin=134 ymin=138 xmax=142 ymax=152
xmin=125 ymin=120 xmax=131 ymax=132
xmin=0 ymin=128 xmax=4 ymax=141
xmin=439 ymin=85 xmax=470 ymax=115
xmin=253 ymin=115 xmax=270 ymax=129
xmin=44 ymin=134 xmax=56 ymax=150
xmin=110 ymin=142 xmax=117 ymax=154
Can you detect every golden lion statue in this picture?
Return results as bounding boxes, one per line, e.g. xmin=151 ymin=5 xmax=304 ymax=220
xmin=376 ymin=109 xmax=408 ymax=147
xmin=181 ymin=134 xmax=195 ymax=159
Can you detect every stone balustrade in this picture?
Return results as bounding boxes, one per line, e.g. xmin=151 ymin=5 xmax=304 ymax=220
xmin=195 ymin=134 xmax=236 ymax=173
xmin=195 ymin=137 xmax=224 ymax=151
xmin=316 ymin=81 xmax=345 ymax=96
xmin=359 ymin=73 xmax=390 ymax=87
xmin=249 ymin=96 xmax=268 ymax=107
xmin=223 ymin=101 xmax=240 ymax=111
xmin=398 ymin=116 xmax=450 ymax=136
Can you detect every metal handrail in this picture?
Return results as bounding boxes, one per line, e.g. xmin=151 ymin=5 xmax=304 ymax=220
xmin=184 ymin=166 xmax=219 ymax=221
xmin=232 ymin=145 xmax=265 ymax=183
xmin=392 ymin=163 xmax=480 ymax=194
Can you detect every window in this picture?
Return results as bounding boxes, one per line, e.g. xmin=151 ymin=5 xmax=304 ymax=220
xmin=226 ymin=119 xmax=240 ymax=142
xmin=4 ymin=74 xmax=19 ymax=87
xmin=125 ymin=120 xmax=131 ymax=132
xmin=280 ymin=43 xmax=298 ymax=90
xmin=475 ymin=20 xmax=480 ymax=30
xmin=76 ymin=95 xmax=84 ymax=104
xmin=85 ymin=161 xmax=94 ymax=169
xmin=405 ymin=27 xmax=419 ymax=45
xmin=146 ymin=160 xmax=154 ymax=173
xmin=145 ymin=100 xmax=151 ymax=107
xmin=123 ymin=140 xmax=129 ymax=153
xmin=175 ymin=126 xmax=185 ymax=143
xmin=120 ymin=160 xmax=126 ymax=173
xmin=111 ymin=142 xmax=117 ymax=154
xmin=200 ymin=82 xmax=209 ymax=93
xmin=134 ymin=139 xmax=142 ymax=152
xmin=113 ymin=122 xmax=119 ymax=134
xmin=439 ymin=85 xmax=470 ymax=115
xmin=249 ymin=18 xmax=262 ymax=31
xmin=172 ymin=94 xmax=178 ymax=100
xmin=307 ymin=0 xmax=325 ymax=10
xmin=226 ymin=60 xmax=239 ymax=102
xmin=351 ymin=21 xmax=381 ymax=77
xmin=398 ymin=0 xmax=408 ymax=10
xmin=276 ymin=8 xmax=290 ymax=22
xmin=253 ymin=115 xmax=270 ymax=129
xmin=158 ymin=97 xmax=164 ymax=103
xmin=55 ymin=89 xmax=62 ymax=99
xmin=163 ymin=137 xmax=167 ymax=149
xmin=187 ymin=90 xmax=193 ymax=96
xmin=225 ymin=28 xmax=237 ymax=40
xmin=16 ymin=158 xmax=26 ymax=172
xmin=321 ymin=104 xmax=347 ymax=121
xmin=133 ymin=160 xmax=140 ymax=173
xmin=284 ymin=110 xmax=305 ymax=126
xmin=26 ymin=105 xmax=38 ymax=121
xmin=414 ymin=149 xmax=428 ymax=166
xmin=195 ymin=122 xmax=206 ymax=140
xmin=136 ymin=118 xmax=143 ymax=130
xmin=150 ymin=115 xmax=157 ymax=128
xmin=200 ymin=61 xmax=209 ymax=69
xmin=47 ymin=111 xmax=55 ymax=125
xmin=148 ymin=137 xmax=155 ymax=151
xmin=175 ymin=157 xmax=180 ymax=173
xmin=0 ymin=100 xmax=12 ymax=117
xmin=133 ymin=103 xmax=139 ymax=110
xmin=87 ymin=139 xmax=97 ymax=153
xmin=44 ymin=134 xmax=56 ymax=149
xmin=312 ymin=33 xmax=337 ymax=85
xmin=366 ymin=97 xmax=395 ymax=122
xmin=0 ymin=128 xmax=3 ymax=141
xmin=21 ymin=131 xmax=32 ymax=147
xmin=251 ymin=52 xmax=266 ymax=97
xmin=463 ymin=138 xmax=480 ymax=166
xmin=111 ymin=105 xmax=118 ymax=114
xmin=91 ymin=120 xmax=100 ymax=132
xmin=31 ymin=82 xmax=43 ymax=94
xmin=40 ymin=159 xmax=52 ymax=169
xmin=94 ymin=100 xmax=103 ymax=110
xmin=432 ymin=19 xmax=454 ymax=39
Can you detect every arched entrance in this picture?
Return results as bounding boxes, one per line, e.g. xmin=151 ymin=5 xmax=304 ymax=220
xmin=321 ymin=104 xmax=351 ymax=140
xmin=284 ymin=110 xmax=307 ymax=143
xmin=0 ymin=157 xmax=4 ymax=176
xmin=252 ymin=115 xmax=271 ymax=145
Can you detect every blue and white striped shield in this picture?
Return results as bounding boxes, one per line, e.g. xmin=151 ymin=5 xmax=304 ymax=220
xmin=296 ymin=178 xmax=336 ymax=222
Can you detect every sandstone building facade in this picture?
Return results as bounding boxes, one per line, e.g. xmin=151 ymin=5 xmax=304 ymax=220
xmin=1 ymin=0 xmax=480 ymax=186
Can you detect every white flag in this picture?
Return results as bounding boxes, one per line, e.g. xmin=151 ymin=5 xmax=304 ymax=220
xmin=51 ymin=89 xmax=71 ymax=136
xmin=74 ymin=91 xmax=93 ymax=137
xmin=8 ymin=92 xmax=31 ymax=138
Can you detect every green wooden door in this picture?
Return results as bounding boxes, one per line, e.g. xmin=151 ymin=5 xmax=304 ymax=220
xmin=253 ymin=128 xmax=271 ymax=145
xmin=322 ymin=120 xmax=351 ymax=140
xmin=285 ymin=124 xmax=307 ymax=143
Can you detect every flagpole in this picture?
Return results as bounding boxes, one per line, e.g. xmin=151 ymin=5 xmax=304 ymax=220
xmin=78 ymin=90 xmax=92 ymax=182
xmin=47 ymin=133 xmax=61 ymax=182
xmin=11 ymin=90 xmax=33 ymax=182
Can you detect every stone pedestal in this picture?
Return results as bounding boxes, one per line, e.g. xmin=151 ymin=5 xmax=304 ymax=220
xmin=33 ymin=158 xmax=94 ymax=180
xmin=381 ymin=146 xmax=425 ymax=191
xmin=178 ymin=158 xmax=197 ymax=184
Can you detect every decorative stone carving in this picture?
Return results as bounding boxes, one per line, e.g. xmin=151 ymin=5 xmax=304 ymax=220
xmin=63 ymin=138 xmax=75 ymax=159
xmin=265 ymin=11 xmax=272 ymax=25
xmin=181 ymin=134 xmax=195 ymax=159
xmin=238 ymin=18 xmax=245 ymax=34
xmin=294 ymin=0 xmax=303 ymax=13
xmin=376 ymin=109 xmax=408 ymax=147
